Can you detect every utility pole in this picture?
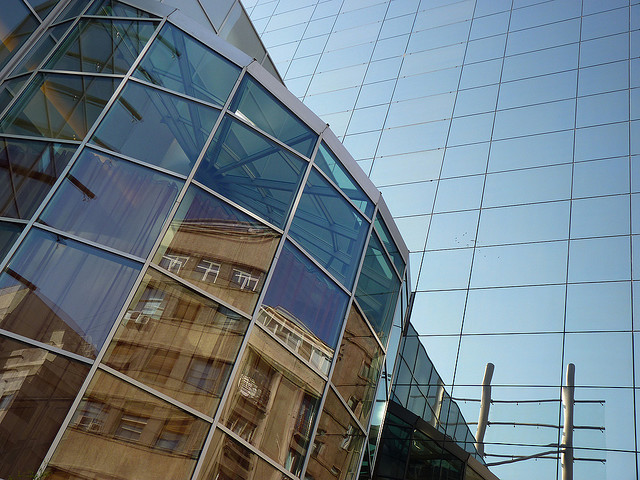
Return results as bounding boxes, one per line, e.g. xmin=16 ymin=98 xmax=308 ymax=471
xmin=475 ymin=362 xmax=494 ymax=457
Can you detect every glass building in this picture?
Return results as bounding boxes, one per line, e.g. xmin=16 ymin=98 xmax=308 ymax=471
xmin=243 ymin=0 xmax=640 ymax=479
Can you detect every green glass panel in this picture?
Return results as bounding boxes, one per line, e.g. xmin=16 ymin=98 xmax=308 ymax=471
xmin=135 ymin=23 xmax=240 ymax=106
xmin=46 ymin=18 xmax=157 ymax=74
xmin=0 ymin=221 xmax=22 ymax=261
xmin=374 ymin=212 xmax=405 ymax=276
xmin=86 ymin=0 xmax=155 ymax=17
xmin=196 ymin=115 xmax=306 ymax=228
xmin=0 ymin=0 xmax=39 ymax=71
xmin=12 ymin=22 xmax=71 ymax=74
xmin=314 ymin=142 xmax=374 ymax=217
xmin=289 ymin=168 xmax=369 ymax=289
xmin=0 ymin=73 xmax=119 ymax=141
xmin=230 ymin=75 xmax=317 ymax=158
xmin=92 ymin=81 xmax=219 ymax=175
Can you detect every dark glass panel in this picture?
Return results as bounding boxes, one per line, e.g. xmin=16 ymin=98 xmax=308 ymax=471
xmin=0 ymin=73 xmax=118 ymax=141
xmin=0 ymin=228 xmax=141 ymax=357
xmin=331 ymin=305 xmax=383 ymax=426
xmin=86 ymin=0 xmax=155 ymax=17
xmin=407 ymin=428 xmax=464 ymax=480
xmin=56 ymin=0 xmax=90 ymax=22
xmin=355 ymin=234 xmax=401 ymax=347
xmin=153 ymin=185 xmax=280 ymax=315
xmin=0 ymin=137 xmax=76 ymax=219
xmin=12 ymin=22 xmax=71 ymax=74
xmin=27 ymin=0 xmax=58 ymax=19
xmin=374 ymin=212 xmax=405 ymax=277
xmin=135 ymin=23 xmax=240 ymax=106
xmin=198 ymin=430 xmax=288 ymax=480
xmin=46 ymin=370 xmax=209 ymax=480
xmin=196 ymin=116 xmax=306 ymax=229
xmin=0 ymin=222 xmax=22 ymax=261
xmin=260 ymin=242 xmax=349 ymax=357
xmin=92 ymin=81 xmax=219 ymax=175
xmin=103 ymin=269 xmax=249 ymax=416
xmin=314 ymin=142 xmax=374 ymax=217
xmin=289 ymin=169 xmax=368 ymax=290
xmin=45 ymin=19 xmax=156 ymax=74
xmin=305 ymin=390 xmax=365 ymax=480
xmin=230 ymin=76 xmax=317 ymax=158
xmin=220 ymin=327 xmax=324 ymax=476
xmin=0 ymin=0 xmax=39 ymax=71
xmin=40 ymin=148 xmax=182 ymax=257
xmin=372 ymin=411 xmax=412 ymax=479
xmin=0 ymin=336 xmax=89 ymax=479
xmin=0 ymin=75 xmax=28 ymax=113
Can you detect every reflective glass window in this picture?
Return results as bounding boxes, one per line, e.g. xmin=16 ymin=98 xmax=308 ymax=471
xmin=92 ymin=81 xmax=219 ymax=175
xmin=577 ymin=90 xmax=629 ymax=128
xmin=313 ymin=142 xmax=374 ymax=217
xmin=0 ymin=137 xmax=76 ymax=219
xmin=578 ymin=60 xmax=629 ymax=96
xmin=498 ymin=70 xmax=577 ymax=110
xmin=580 ymin=32 xmax=629 ymax=67
xmin=196 ymin=116 xmax=306 ymax=229
xmin=426 ymin=210 xmax=479 ymax=250
xmin=506 ymin=18 xmax=580 ymax=57
xmin=570 ymin=195 xmax=629 ymax=238
xmin=305 ymin=390 xmax=366 ymax=480
xmin=566 ymin=282 xmax=631 ymax=332
xmin=493 ymin=99 xmax=575 ymax=140
xmin=355 ymin=234 xmax=401 ymax=347
xmin=55 ymin=0 xmax=90 ymax=21
xmin=103 ymin=269 xmax=248 ymax=416
xmin=220 ymin=328 xmax=324 ymax=476
xmin=568 ymin=237 xmax=630 ymax=282
xmin=12 ymin=22 xmax=71 ymax=75
xmin=230 ymin=75 xmax=317 ymax=157
xmin=417 ymin=247 xmax=474 ymax=291
xmin=488 ymin=130 xmax=574 ymax=172
xmin=0 ymin=0 xmax=39 ymax=71
xmin=573 ymin=156 xmax=629 ymax=197
xmin=374 ymin=212 xmax=404 ymax=276
xmin=46 ymin=370 xmax=209 ymax=479
xmin=0 ymin=221 xmax=22 ymax=261
xmin=289 ymin=169 xmax=368 ymax=289
xmin=574 ymin=123 xmax=629 ymax=161
xmin=501 ymin=44 xmax=579 ymax=82
xmin=45 ymin=19 xmax=156 ymax=74
xmin=0 ymin=73 xmax=119 ymax=141
xmin=259 ymin=242 xmax=349 ymax=365
xmin=219 ymin=3 xmax=267 ymax=64
xmin=153 ymin=185 xmax=280 ymax=315
xmin=27 ymin=0 xmax=58 ymax=19
xmin=0 ymin=75 xmax=28 ymax=113
xmin=0 ymin=337 xmax=89 ymax=480
xmin=40 ymin=148 xmax=182 ymax=257
xmin=135 ymin=23 xmax=240 ymax=106
xmin=86 ymin=0 xmax=155 ymax=17
xmin=0 ymin=228 xmax=141 ymax=358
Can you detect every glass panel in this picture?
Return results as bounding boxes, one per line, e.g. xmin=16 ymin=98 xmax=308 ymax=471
xmin=103 ymin=268 xmax=248 ymax=416
xmin=230 ymin=75 xmax=317 ymax=158
xmin=86 ymin=0 xmax=155 ymax=18
xmin=153 ymin=185 xmax=280 ymax=315
xmin=0 ymin=73 xmax=119 ymax=141
xmin=40 ymin=148 xmax=182 ymax=257
xmin=0 ymin=336 xmax=89 ymax=479
xmin=374 ymin=212 xmax=405 ymax=276
xmin=313 ymin=142 xmax=374 ymax=217
xmin=196 ymin=116 xmax=306 ymax=229
xmin=332 ymin=304 xmax=383 ymax=426
xmin=0 ymin=221 xmax=22 ymax=261
xmin=135 ymin=23 xmax=240 ymax=106
xmin=45 ymin=18 xmax=156 ymax=74
xmin=27 ymin=0 xmax=58 ymax=19
xmin=56 ymin=0 xmax=90 ymax=22
xmin=92 ymin=81 xmax=219 ymax=175
xmin=219 ymin=3 xmax=267 ymax=68
xmin=46 ymin=370 xmax=209 ymax=480
xmin=259 ymin=241 xmax=349 ymax=362
xmin=220 ymin=327 xmax=324 ymax=476
xmin=0 ymin=228 xmax=141 ymax=358
xmin=355 ymin=234 xmax=401 ymax=347
xmin=0 ymin=0 xmax=39 ymax=71
xmin=0 ymin=75 xmax=28 ymax=113
xmin=289 ymin=169 xmax=368 ymax=289
xmin=12 ymin=22 xmax=71 ymax=75
xmin=198 ymin=429 xmax=288 ymax=480
xmin=0 ymin=137 xmax=77 ymax=219
xmin=305 ymin=390 xmax=365 ymax=480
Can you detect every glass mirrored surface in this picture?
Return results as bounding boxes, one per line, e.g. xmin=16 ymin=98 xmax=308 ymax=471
xmin=0 ymin=137 xmax=77 ymax=219
xmin=289 ymin=169 xmax=368 ymax=289
xmin=46 ymin=370 xmax=210 ymax=480
xmin=45 ymin=18 xmax=156 ymax=74
xmin=0 ymin=228 xmax=141 ymax=358
xmin=0 ymin=73 xmax=119 ymax=141
xmin=374 ymin=212 xmax=405 ymax=277
xmin=153 ymin=185 xmax=280 ymax=315
xmin=219 ymin=2 xmax=268 ymax=65
xmin=86 ymin=0 xmax=155 ymax=18
xmin=0 ymin=336 xmax=89 ymax=480
xmin=40 ymin=148 xmax=182 ymax=257
xmin=0 ymin=0 xmax=39 ymax=71
xmin=196 ymin=116 xmax=306 ymax=229
xmin=102 ymin=268 xmax=249 ymax=416
xmin=91 ymin=81 xmax=219 ymax=175
xmin=12 ymin=22 xmax=71 ymax=75
xmin=220 ymin=327 xmax=324 ymax=476
xmin=0 ymin=75 xmax=29 ymax=113
xmin=355 ymin=234 xmax=401 ymax=347
xmin=0 ymin=222 xmax=22 ymax=261
xmin=135 ymin=23 xmax=240 ymax=106
xmin=27 ymin=0 xmax=58 ymax=19
xmin=229 ymin=75 xmax=317 ymax=157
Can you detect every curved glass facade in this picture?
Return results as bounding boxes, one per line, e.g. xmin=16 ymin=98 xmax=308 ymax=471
xmin=0 ymin=2 xmax=410 ymax=480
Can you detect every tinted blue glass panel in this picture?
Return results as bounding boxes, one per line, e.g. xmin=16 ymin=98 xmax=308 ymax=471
xmin=0 ymin=228 xmax=141 ymax=357
xmin=0 ymin=221 xmax=22 ymax=261
xmin=0 ymin=0 xmax=39 ymax=71
xmin=230 ymin=75 xmax=317 ymax=157
xmin=356 ymin=234 xmax=401 ymax=347
xmin=261 ymin=241 xmax=349 ymax=349
xmin=12 ymin=22 xmax=71 ymax=75
xmin=0 ymin=75 xmax=28 ymax=113
xmin=374 ymin=212 xmax=405 ymax=277
xmin=196 ymin=116 xmax=306 ymax=229
xmin=289 ymin=169 xmax=368 ymax=289
xmin=91 ymin=81 xmax=219 ymax=175
xmin=86 ymin=0 xmax=155 ymax=17
xmin=40 ymin=148 xmax=182 ymax=257
xmin=135 ymin=23 xmax=240 ymax=106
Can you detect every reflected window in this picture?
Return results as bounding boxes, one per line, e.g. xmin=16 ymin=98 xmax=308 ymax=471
xmin=230 ymin=268 xmax=259 ymax=291
xmin=195 ymin=259 xmax=220 ymax=282
xmin=159 ymin=253 xmax=189 ymax=274
xmin=74 ymin=400 xmax=107 ymax=433
xmin=115 ymin=414 xmax=148 ymax=442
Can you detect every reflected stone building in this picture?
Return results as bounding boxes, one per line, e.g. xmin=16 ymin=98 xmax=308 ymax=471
xmin=0 ymin=1 xmax=494 ymax=480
